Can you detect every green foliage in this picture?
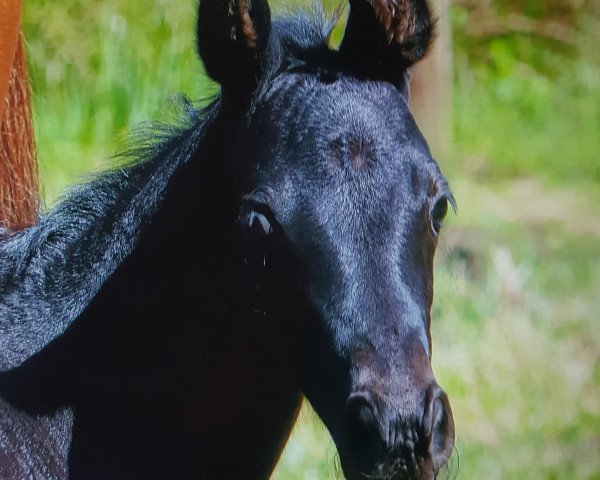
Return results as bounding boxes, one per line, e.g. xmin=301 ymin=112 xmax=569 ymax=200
xmin=23 ymin=0 xmax=213 ymax=202
xmin=451 ymin=3 xmax=600 ymax=182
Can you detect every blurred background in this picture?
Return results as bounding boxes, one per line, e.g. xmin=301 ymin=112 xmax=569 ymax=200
xmin=20 ymin=0 xmax=600 ymax=478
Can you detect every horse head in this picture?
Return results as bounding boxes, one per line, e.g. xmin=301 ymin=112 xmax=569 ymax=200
xmin=197 ymin=0 xmax=455 ymax=478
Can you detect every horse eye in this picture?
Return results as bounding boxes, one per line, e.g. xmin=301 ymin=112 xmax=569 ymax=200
xmin=431 ymin=197 xmax=448 ymax=234
xmin=246 ymin=210 xmax=273 ymax=236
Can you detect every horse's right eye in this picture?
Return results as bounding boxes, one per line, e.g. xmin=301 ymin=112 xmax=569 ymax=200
xmin=431 ymin=197 xmax=448 ymax=235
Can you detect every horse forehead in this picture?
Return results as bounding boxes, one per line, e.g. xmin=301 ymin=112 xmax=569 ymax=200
xmin=266 ymin=75 xmax=408 ymax=129
xmin=306 ymin=89 xmax=429 ymax=184
xmin=309 ymin=80 xmax=408 ymax=129
xmin=258 ymin=75 xmax=434 ymax=197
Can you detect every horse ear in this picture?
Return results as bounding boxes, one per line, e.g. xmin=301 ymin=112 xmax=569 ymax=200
xmin=197 ymin=0 xmax=271 ymax=102
xmin=339 ymin=0 xmax=434 ymax=80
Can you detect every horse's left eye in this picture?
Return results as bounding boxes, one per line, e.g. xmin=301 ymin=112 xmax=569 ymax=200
xmin=250 ymin=211 xmax=272 ymax=236
xmin=431 ymin=197 xmax=448 ymax=234
xmin=240 ymin=209 xmax=273 ymax=236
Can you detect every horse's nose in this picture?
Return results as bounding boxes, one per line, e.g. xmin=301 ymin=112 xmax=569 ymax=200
xmin=345 ymin=390 xmax=386 ymax=473
xmin=345 ymin=390 xmax=382 ymax=435
xmin=422 ymin=384 xmax=455 ymax=471
xmin=344 ymin=384 xmax=455 ymax=478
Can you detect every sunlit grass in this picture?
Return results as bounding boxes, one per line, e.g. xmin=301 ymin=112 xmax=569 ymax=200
xmin=432 ymin=178 xmax=600 ymax=479
xmin=273 ymin=405 xmax=339 ymax=480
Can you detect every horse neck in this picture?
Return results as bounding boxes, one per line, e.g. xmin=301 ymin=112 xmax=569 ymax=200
xmin=71 ymin=138 xmax=304 ymax=478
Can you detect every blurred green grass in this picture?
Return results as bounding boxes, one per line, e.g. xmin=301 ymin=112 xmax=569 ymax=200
xmin=21 ymin=0 xmax=600 ymax=478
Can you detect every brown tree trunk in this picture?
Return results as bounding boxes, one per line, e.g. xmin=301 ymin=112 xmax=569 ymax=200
xmin=0 ymin=0 xmax=39 ymax=231
xmin=409 ymin=0 xmax=452 ymax=160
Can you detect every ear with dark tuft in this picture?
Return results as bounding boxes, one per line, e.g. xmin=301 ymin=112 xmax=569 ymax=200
xmin=340 ymin=0 xmax=434 ymax=80
xmin=197 ymin=0 xmax=271 ymax=102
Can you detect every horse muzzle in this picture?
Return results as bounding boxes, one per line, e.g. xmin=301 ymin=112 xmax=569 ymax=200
xmin=341 ymin=383 xmax=455 ymax=480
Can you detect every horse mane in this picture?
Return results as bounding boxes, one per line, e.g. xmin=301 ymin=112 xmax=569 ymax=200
xmin=0 ymin=97 xmax=214 ymax=370
xmin=259 ymin=8 xmax=337 ymax=83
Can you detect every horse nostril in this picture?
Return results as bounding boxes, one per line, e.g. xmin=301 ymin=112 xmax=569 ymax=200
xmin=422 ymin=384 xmax=455 ymax=471
xmin=345 ymin=391 xmax=380 ymax=434
xmin=344 ymin=391 xmax=385 ymax=474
